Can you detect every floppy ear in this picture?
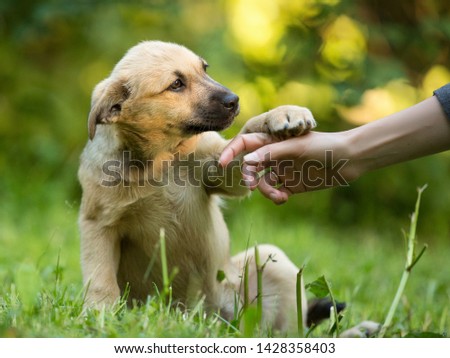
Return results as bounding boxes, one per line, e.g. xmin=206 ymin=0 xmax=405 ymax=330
xmin=88 ymin=78 xmax=130 ymax=140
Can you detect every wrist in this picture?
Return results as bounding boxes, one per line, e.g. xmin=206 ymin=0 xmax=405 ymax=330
xmin=340 ymin=128 xmax=371 ymax=181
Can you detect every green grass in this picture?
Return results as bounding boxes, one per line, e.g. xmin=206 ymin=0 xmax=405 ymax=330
xmin=0 ymin=185 xmax=449 ymax=338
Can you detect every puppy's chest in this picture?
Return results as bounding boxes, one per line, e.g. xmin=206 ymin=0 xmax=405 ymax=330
xmin=121 ymin=186 xmax=215 ymax=247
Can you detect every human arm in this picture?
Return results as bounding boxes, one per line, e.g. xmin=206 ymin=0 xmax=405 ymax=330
xmin=219 ymin=89 xmax=450 ymax=204
xmin=344 ymin=94 xmax=450 ymax=178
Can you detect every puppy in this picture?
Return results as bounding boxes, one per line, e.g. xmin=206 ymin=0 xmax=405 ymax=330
xmin=78 ymin=41 xmax=317 ymax=332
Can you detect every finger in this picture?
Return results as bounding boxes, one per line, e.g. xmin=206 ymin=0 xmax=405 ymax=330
xmin=264 ymin=170 xmax=279 ymax=187
xmin=242 ymin=164 xmax=259 ymax=190
xmin=242 ymin=161 xmax=274 ymax=190
xmin=269 ymin=186 xmax=291 ymax=205
xmin=242 ymin=138 xmax=297 ymax=166
xmin=219 ymin=133 xmax=274 ymax=167
xmin=256 ymin=172 xmax=290 ymax=205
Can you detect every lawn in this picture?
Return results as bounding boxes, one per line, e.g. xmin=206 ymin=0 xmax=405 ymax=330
xmin=0 ymin=182 xmax=448 ymax=338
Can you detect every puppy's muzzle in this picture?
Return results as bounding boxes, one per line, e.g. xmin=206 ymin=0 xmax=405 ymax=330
xmin=210 ymin=90 xmax=240 ymax=118
xmin=185 ymin=90 xmax=240 ymax=134
xmin=220 ymin=92 xmax=239 ymax=113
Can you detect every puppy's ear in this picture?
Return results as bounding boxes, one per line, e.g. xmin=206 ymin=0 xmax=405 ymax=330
xmin=88 ymin=78 xmax=130 ymax=140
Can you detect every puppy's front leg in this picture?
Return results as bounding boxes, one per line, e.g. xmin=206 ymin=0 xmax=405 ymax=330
xmin=191 ymin=132 xmax=249 ymax=197
xmin=80 ymin=222 xmax=121 ymax=308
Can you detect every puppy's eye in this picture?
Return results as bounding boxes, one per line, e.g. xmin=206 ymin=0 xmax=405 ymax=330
xmin=169 ymin=79 xmax=184 ymax=91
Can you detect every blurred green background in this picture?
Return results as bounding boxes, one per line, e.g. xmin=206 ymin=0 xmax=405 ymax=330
xmin=1 ymin=0 xmax=449 ymax=275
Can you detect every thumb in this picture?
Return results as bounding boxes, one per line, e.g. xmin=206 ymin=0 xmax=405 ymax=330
xmin=243 ymin=141 xmax=284 ymax=166
xmin=219 ymin=132 xmax=274 ymax=166
xmin=242 ymin=150 xmax=267 ymax=165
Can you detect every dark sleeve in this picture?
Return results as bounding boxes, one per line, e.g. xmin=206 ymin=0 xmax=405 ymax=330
xmin=434 ymin=83 xmax=450 ymax=120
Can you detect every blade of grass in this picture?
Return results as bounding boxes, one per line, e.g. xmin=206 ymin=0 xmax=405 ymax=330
xmin=159 ymin=228 xmax=169 ymax=298
xmin=378 ymin=185 xmax=428 ymax=337
xmin=234 ymin=224 xmax=253 ymax=325
xmin=54 ymin=249 xmax=62 ymax=296
xmin=255 ymin=245 xmax=263 ymax=325
xmin=243 ymin=258 xmax=250 ymax=313
xmin=296 ymin=265 xmax=305 ymax=337
xmin=324 ymin=276 xmax=340 ymax=337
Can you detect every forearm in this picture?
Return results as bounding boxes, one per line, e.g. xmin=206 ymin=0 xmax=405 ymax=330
xmin=344 ymin=96 xmax=450 ymax=177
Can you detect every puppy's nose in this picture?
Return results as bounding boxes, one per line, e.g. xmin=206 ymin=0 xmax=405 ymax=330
xmin=221 ymin=93 xmax=239 ymax=111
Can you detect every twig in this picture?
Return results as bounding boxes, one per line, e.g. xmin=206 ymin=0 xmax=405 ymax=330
xmin=378 ymin=185 xmax=428 ymax=337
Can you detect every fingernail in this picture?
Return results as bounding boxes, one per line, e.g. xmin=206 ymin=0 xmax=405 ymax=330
xmin=243 ymin=152 xmax=258 ymax=163
xmin=269 ymin=193 xmax=278 ymax=201
xmin=270 ymin=192 xmax=287 ymax=205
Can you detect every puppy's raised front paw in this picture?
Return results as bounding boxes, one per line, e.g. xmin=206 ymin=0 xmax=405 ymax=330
xmin=243 ymin=105 xmax=316 ymax=139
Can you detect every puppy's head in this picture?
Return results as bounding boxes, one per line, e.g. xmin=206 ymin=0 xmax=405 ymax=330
xmin=88 ymin=41 xmax=239 ymax=158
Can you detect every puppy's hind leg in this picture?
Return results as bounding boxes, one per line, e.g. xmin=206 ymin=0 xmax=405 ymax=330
xmin=230 ymin=244 xmax=307 ymax=333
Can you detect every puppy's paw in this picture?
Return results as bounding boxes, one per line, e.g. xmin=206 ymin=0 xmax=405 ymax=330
xmin=339 ymin=321 xmax=381 ymax=338
xmin=243 ymin=105 xmax=316 ymax=139
xmin=265 ymin=105 xmax=316 ymax=138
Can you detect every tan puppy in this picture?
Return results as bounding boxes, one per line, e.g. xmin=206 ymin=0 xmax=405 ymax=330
xmin=78 ymin=41 xmax=316 ymax=332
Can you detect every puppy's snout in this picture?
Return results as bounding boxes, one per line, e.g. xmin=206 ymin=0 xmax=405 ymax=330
xmin=221 ymin=93 xmax=239 ymax=111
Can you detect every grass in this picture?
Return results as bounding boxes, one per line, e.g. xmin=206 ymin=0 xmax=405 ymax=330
xmin=0 ymin=184 xmax=449 ymax=338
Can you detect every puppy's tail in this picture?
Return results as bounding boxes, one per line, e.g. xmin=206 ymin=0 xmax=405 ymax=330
xmin=306 ymin=298 xmax=346 ymax=327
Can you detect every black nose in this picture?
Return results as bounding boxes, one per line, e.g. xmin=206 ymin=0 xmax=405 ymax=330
xmin=221 ymin=93 xmax=239 ymax=111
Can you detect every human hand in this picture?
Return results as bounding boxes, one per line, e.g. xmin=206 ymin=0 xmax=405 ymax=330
xmin=219 ymin=131 xmax=352 ymax=204
xmin=220 ymin=95 xmax=450 ymax=205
